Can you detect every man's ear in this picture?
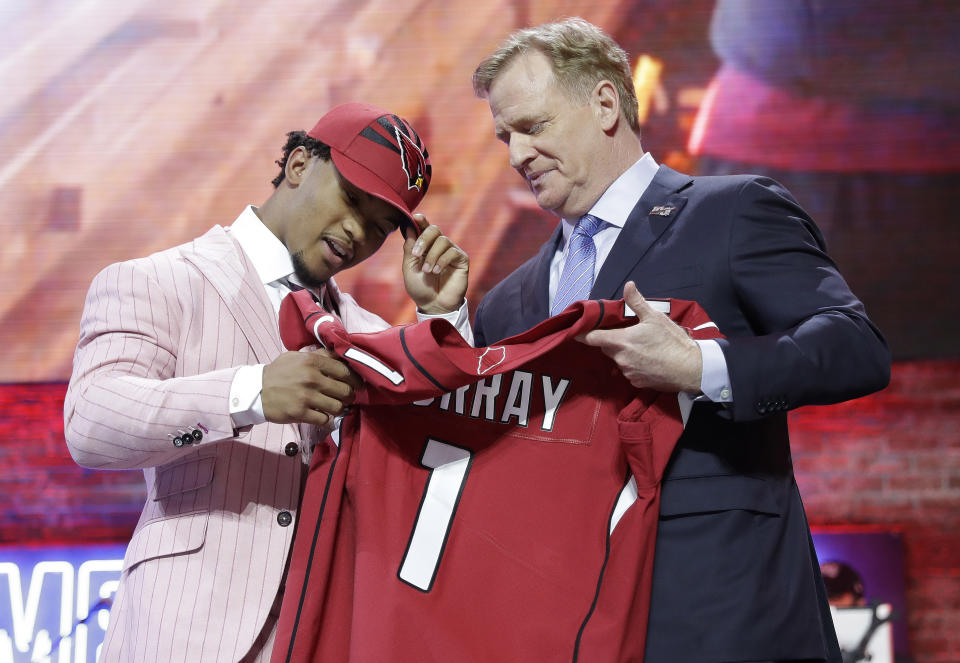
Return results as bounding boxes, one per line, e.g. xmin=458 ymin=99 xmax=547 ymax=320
xmin=592 ymin=79 xmax=620 ymax=132
xmin=284 ymin=146 xmax=312 ymax=186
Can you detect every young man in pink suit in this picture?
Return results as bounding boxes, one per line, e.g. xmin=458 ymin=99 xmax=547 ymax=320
xmin=63 ymin=103 xmax=471 ymax=662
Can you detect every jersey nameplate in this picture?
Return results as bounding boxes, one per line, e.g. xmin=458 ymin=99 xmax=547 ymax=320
xmin=411 ymin=370 xmax=574 ymax=434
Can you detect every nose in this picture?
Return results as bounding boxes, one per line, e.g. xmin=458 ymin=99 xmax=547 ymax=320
xmin=508 ymin=134 xmax=535 ymax=171
xmin=341 ymin=211 xmax=365 ymax=244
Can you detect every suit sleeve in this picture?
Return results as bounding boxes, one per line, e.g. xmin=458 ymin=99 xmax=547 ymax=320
xmin=64 ymin=259 xmax=239 ymax=470
xmin=717 ymin=177 xmax=891 ymax=421
xmin=472 ymin=296 xmax=489 ymax=347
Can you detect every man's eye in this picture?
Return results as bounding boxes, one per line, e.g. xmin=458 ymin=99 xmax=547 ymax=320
xmin=528 ymin=122 xmax=544 ymax=134
xmin=373 ymin=219 xmax=394 ymax=238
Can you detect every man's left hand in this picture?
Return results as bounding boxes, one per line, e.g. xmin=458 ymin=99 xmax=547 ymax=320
xmin=578 ymin=281 xmax=702 ymax=393
xmin=402 ymin=213 xmax=469 ymax=314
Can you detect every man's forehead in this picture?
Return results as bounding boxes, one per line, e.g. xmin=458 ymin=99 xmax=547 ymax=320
xmin=490 ymin=58 xmax=560 ymax=111
xmin=504 ymin=49 xmax=553 ymax=79
xmin=490 ymin=84 xmax=543 ymax=126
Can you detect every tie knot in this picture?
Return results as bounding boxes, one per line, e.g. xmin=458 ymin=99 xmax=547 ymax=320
xmin=574 ymin=214 xmax=604 ymax=239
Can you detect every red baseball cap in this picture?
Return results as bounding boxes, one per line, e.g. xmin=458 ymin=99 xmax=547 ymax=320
xmin=307 ymin=102 xmax=431 ymax=238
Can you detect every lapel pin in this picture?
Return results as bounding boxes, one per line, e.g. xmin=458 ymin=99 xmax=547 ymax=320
xmin=649 ymin=205 xmax=676 ymax=217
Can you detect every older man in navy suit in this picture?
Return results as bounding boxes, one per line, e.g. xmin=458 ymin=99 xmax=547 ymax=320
xmin=471 ymin=18 xmax=890 ymax=663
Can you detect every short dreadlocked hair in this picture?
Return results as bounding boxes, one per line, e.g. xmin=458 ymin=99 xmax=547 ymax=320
xmin=271 ymin=131 xmax=333 ymax=188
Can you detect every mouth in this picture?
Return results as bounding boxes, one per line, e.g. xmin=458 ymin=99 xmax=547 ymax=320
xmin=323 ymin=235 xmax=354 ymax=265
xmin=524 ymin=169 xmax=549 ymax=190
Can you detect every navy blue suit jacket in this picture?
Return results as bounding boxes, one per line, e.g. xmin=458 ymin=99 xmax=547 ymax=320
xmin=473 ymin=166 xmax=890 ymax=662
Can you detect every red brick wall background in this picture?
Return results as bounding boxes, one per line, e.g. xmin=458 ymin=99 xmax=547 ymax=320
xmin=792 ymin=361 xmax=960 ymax=661
xmin=0 ymin=382 xmax=143 ymax=543
xmin=2 ymin=362 xmax=958 ymax=662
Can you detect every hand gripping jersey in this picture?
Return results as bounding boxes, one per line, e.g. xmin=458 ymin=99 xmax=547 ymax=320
xmin=272 ymin=292 xmax=722 ymax=663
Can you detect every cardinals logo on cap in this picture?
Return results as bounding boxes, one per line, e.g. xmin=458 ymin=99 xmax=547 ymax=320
xmin=309 ymin=103 xmax=433 ymax=223
xmin=375 ymin=115 xmax=429 ymax=193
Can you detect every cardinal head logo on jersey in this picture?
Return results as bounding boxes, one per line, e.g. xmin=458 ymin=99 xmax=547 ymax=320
xmin=477 ymin=347 xmax=506 ymax=375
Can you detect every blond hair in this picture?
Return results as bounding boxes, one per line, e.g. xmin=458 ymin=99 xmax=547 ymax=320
xmin=472 ymin=17 xmax=640 ymax=132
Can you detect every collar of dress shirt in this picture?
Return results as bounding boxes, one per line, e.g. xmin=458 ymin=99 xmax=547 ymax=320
xmin=559 ymin=152 xmax=659 ymax=243
xmin=228 ymin=205 xmax=296 ymax=286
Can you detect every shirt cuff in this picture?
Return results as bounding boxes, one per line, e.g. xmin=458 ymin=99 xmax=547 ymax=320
xmin=417 ymin=299 xmax=474 ymax=345
xmin=230 ymin=364 xmax=267 ymax=428
xmin=696 ymin=339 xmax=733 ymax=402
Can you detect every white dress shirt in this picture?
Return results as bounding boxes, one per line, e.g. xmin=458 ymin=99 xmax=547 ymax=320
xmin=549 ymin=155 xmax=732 ymax=403
xmin=226 ymin=206 xmax=472 ymax=427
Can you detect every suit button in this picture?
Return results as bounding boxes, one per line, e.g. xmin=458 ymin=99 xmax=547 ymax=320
xmin=172 ymin=436 xmax=185 ymax=448
xmin=192 ymin=428 xmax=203 ymax=442
xmin=277 ymin=511 xmax=293 ymax=527
xmin=284 ymin=442 xmax=300 ymax=457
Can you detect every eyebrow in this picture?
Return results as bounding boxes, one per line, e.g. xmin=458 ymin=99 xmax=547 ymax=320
xmin=494 ymin=112 xmax=541 ymax=141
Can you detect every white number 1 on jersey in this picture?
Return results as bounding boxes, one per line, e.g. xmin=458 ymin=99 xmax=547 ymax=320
xmin=398 ymin=439 xmax=473 ymax=592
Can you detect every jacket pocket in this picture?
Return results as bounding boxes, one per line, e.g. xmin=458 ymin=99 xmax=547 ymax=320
xmin=153 ymin=456 xmax=216 ymax=500
xmin=122 ymin=511 xmax=208 ymax=572
xmin=659 ymin=474 xmax=782 ymax=517
xmin=644 ymin=265 xmax=703 ymax=293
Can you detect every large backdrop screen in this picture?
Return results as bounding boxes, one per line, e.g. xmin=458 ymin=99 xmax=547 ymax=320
xmin=2 ymin=1 xmax=957 ymax=383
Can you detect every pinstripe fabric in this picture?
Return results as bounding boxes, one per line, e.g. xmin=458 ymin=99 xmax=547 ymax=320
xmin=551 ymin=214 xmax=604 ymax=316
xmin=64 ymin=224 xmax=388 ymax=662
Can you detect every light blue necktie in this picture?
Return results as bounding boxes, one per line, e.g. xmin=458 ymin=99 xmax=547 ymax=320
xmin=552 ymin=214 xmax=604 ymax=316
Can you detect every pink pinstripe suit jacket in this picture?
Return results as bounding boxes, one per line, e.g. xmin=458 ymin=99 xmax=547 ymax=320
xmin=64 ymin=224 xmax=388 ymax=662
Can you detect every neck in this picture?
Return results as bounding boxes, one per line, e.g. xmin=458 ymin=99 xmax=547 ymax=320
xmin=573 ymin=134 xmax=644 ymax=218
xmin=609 ymin=131 xmax=645 ymax=176
xmin=255 ymin=194 xmax=286 ymax=244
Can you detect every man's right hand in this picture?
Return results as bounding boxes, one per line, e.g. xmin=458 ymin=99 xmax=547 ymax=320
xmin=261 ymin=350 xmax=361 ymax=426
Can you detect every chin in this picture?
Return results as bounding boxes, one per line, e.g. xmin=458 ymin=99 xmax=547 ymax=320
xmin=534 ymin=193 xmax=560 ymax=213
xmin=291 ymin=257 xmax=331 ymax=289
xmin=535 ymin=192 xmax=570 ymax=216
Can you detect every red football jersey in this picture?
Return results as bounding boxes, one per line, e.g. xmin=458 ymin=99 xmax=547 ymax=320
xmin=272 ymin=294 xmax=722 ymax=663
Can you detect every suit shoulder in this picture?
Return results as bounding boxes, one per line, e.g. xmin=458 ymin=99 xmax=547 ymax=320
xmin=688 ymin=172 xmax=796 ymax=201
xmin=90 ymin=227 xmax=223 ymax=288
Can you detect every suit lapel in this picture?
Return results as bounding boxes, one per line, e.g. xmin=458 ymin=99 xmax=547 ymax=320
xmin=522 ymin=224 xmax=563 ymax=328
xmin=592 ymin=165 xmax=692 ymax=299
xmin=182 ymin=225 xmax=283 ymax=363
